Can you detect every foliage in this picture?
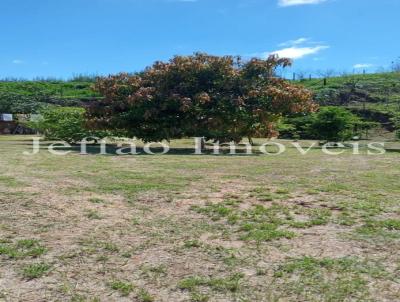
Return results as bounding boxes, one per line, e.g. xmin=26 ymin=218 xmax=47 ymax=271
xmin=278 ymin=107 xmax=366 ymax=141
xmin=0 ymin=81 xmax=96 ymax=99
xmin=309 ymin=107 xmax=361 ymax=142
xmin=301 ymin=72 xmax=400 ymax=131
xmin=0 ymin=81 xmax=98 ymax=114
xmin=27 ymin=106 xmax=105 ymax=143
xmin=88 ymin=53 xmax=316 ymax=142
xmin=1 ymin=71 xmax=399 ymax=134
xmin=277 ymin=115 xmax=315 ymax=139
xmin=0 ymin=91 xmax=44 ymax=114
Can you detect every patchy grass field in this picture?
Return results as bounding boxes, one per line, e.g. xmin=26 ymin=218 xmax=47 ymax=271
xmin=0 ymin=136 xmax=399 ymax=301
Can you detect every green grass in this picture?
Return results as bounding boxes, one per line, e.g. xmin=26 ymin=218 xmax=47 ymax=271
xmin=273 ymin=256 xmax=388 ymax=301
xmin=240 ymin=224 xmax=295 ymax=242
xmin=355 ymin=219 xmax=400 ymax=240
xmin=0 ymin=239 xmax=47 ymax=259
xmin=189 ymin=292 xmax=210 ymax=302
xmin=22 ymin=263 xmax=51 ymax=279
xmin=183 ymin=239 xmax=203 ymax=248
xmin=192 ymin=202 xmax=335 ymax=242
xmin=0 ymin=175 xmax=24 ymax=188
xmin=85 ymin=210 xmax=103 ymax=220
xmin=140 ymin=264 xmax=167 ymax=280
xmin=109 ymin=280 xmax=134 ymax=296
xmin=301 ymin=72 xmax=400 ymax=93
xmin=178 ymin=273 xmax=244 ymax=293
xmin=88 ymin=197 xmax=106 ymax=204
xmin=138 ymin=288 xmax=154 ymax=302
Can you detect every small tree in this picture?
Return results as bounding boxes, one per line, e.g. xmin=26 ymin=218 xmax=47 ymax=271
xmin=28 ymin=107 xmax=104 ymax=143
xmin=356 ymin=121 xmax=379 ymax=140
xmin=310 ymin=107 xmax=360 ymax=142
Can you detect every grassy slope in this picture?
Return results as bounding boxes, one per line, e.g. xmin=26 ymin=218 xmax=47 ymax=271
xmin=300 ymin=72 xmax=400 ymax=114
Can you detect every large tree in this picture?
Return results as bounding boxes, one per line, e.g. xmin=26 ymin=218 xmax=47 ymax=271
xmin=87 ymin=53 xmax=316 ymax=143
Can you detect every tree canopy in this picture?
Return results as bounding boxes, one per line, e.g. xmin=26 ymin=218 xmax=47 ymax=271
xmin=87 ymin=53 xmax=317 ymax=142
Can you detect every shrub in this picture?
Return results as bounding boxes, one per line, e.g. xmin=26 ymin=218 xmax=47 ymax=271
xmin=0 ymin=92 xmax=43 ymax=114
xmin=310 ymin=107 xmax=361 ymax=142
xmin=277 ymin=115 xmax=315 ymax=139
xmin=27 ymin=106 xmax=106 ymax=143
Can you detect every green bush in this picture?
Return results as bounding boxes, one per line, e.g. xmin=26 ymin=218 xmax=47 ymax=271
xmin=279 ymin=107 xmax=363 ymax=142
xmin=27 ymin=106 xmax=105 ymax=143
xmin=277 ymin=115 xmax=314 ymax=139
xmin=0 ymin=91 xmax=43 ymax=114
xmin=310 ymin=107 xmax=361 ymax=142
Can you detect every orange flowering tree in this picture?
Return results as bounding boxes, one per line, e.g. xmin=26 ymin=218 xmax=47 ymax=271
xmin=87 ymin=53 xmax=317 ymax=143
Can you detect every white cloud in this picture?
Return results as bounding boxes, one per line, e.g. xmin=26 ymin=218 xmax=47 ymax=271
xmin=353 ymin=63 xmax=373 ymax=69
xmin=249 ymin=37 xmax=329 ymax=61
xmin=278 ymin=0 xmax=327 ymax=7
xmin=269 ymin=45 xmax=329 ymax=59
xmin=12 ymin=59 xmax=24 ymax=64
xmin=279 ymin=37 xmax=309 ymax=47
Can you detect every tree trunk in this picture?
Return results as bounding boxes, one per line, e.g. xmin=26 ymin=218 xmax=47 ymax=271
xmin=248 ymin=136 xmax=254 ymax=146
xmin=201 ymin=137 xmax=206 ymax=152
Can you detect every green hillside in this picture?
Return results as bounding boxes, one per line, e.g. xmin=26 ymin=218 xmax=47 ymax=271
xmin=0 ymin=80 xmax=98 ymax=113
xmin=0 ymin=80 xmax=97 ymax=99
xmin=298 ymin=73 xmax=400 ymax=130
xmin=301 ymin=73 xmax=400 ymax=108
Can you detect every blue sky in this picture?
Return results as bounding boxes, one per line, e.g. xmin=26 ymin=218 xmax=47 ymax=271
xmin=0 ymin=0 xmax=398 ymax=79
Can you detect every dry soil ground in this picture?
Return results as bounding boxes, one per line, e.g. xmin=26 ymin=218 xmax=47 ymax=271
xmin=0 ymin=136 xmax=399 ymax=302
